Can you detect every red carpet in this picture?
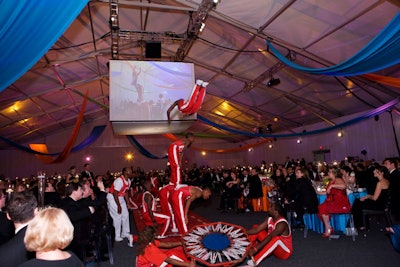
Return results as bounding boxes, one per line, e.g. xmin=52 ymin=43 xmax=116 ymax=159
xmin=132 ymin=208 xmax=210 ymax=242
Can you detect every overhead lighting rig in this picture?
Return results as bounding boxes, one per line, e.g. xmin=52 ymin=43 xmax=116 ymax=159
xmin=109 ymin=0 xmax=187 ymax=59
xmin=174 ymin=0 xmax=220 ymax=61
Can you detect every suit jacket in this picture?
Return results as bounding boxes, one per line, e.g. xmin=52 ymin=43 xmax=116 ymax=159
xmin=0 ymin=226 xmax=34 ymax=267
xmin=0 ymin=211 xmax=14 ymax=245
xmin=80 ymin=170 xmax=94 ymax=179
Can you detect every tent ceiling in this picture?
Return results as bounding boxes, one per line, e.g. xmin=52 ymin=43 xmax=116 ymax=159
xmin=1 ymin=0 xmax=400 ymax=147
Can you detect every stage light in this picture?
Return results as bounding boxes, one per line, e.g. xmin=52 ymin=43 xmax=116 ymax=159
xmin=265 ymin=124 xmax=272 ymax=132
xmin=297 ymin=139 xmax=302 ymax=144
xmin=267 ymin=77 xmax=280 ymax=87
xmin=201 ymin=151 xmax=206 ymax=156
xmin=337 ymin=131 xmax=343 ymax=137
xmin=268 ymin=144 xmax=273 ymax=149
xmin=199 ymin=22 xmax=206 ymax=32
xmin=125 ymin=153 xmax=133 ymax=161
xmin=273 ymin=117 xmax=279 ymax=122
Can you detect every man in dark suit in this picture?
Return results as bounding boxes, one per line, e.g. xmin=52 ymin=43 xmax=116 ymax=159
xmin=0 ymin=191 xmax=37 ymax=267
xmin=81 ymin=163 xmax=94 ymax=180
xmin=384 ymin=157 xmax=400 ymax=219
xmin=60 ymin=181 xmax=95 ymax=261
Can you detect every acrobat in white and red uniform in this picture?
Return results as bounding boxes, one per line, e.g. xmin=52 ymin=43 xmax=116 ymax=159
xmin=107 ymin=172 xmax=131 ymax=241
xmin=170 ymin=185 xmax=211 ymax=235
xmin=159 ymin=183 xmax=178 ymax=232
xmin=167 ymin=80 xmax=208 ymax=122
xmin=177 ymin=80 xmax=208 ymax=114
xmin=142 ymin=191 xmax=171 ymax=237
xmin=167 ymin=140 xmax=185 ymax=186
xmin=249 ymin=216 xmax=293 ymax=265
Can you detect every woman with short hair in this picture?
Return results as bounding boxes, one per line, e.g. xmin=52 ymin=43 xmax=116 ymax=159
xmin=18 ymin=207 xmax=83 ymax=267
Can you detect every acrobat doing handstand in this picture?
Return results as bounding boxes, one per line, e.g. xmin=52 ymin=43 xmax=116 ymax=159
xmin=167 ymin=79 xmax=208 ymax=122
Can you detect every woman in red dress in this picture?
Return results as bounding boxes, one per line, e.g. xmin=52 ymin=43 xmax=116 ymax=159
xmin=318 ymin=166 xmax=351 ymax=238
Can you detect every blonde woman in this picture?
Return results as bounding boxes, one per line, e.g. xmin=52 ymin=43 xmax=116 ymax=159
xmin=18 ymin=207 xmax=83 ymax=267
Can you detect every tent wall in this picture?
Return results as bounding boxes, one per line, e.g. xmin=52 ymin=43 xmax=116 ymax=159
xmin=0 ymin=111 xmax=399 ymax=179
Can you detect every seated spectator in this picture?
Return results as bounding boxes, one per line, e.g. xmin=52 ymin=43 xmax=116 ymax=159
xmin=285 ymin=167 xmax=319 ymax=227
xmin=318 ymin=166 xmax=351 ymax=238
xmin=136 ymin=226 xmax=195 ymax=267
xmin=18 ymin=207 xmax=84 ymax=267
xmin=225 ymin=171 xmax=242 ymax=213
xmin=244 ymin=203 xmax=293 ymax=266
xmin=0 ymin=191 xmax=37 ymax=267
xmin=352 ymin=165 xmax=390 ymax=229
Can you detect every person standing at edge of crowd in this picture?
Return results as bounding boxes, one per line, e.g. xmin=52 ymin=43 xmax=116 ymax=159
xmin=107 ymin=167 xmax=133 ymax=245
xmin=0 ymin=191 xmax=38 ymax=267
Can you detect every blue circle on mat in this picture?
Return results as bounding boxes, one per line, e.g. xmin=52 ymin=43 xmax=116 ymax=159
xmin=202 ymin=233 xmax=230 ymax=251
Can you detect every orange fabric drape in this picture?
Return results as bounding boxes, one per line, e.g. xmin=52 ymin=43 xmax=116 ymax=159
xmin=29 ymin=144 xmax=54 ymax=164
xmin=162 ymin=133 xmax=272 ymax=153
xmin=363 ymin=74 xmax=400 ymax=88
xmin=29 ymin=90 xmax=89 ymax=164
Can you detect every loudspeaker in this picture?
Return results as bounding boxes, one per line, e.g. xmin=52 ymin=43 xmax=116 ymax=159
xmin=145 ymin=42 xmax=161 ymax=58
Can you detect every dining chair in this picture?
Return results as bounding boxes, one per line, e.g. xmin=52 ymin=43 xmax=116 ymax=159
xmin=328 ymin=212 xmax=357 ymax=241
xmin=361 ymin=189 xmax=393 ymax=237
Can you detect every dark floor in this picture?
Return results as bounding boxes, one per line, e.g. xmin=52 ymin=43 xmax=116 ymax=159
xmin=98 ymin=195 xmax=400 ymax=267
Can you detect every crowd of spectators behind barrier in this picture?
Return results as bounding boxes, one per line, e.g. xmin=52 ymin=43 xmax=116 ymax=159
xmin=0 ymin=156 xmax=400 ymax=266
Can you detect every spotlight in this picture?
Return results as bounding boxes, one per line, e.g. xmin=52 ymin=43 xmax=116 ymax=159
xmin=267 ymin=78 xmax=280 ymax=87
xmin=297 ymin=139 xmax=302 ymax=144
xmin=337 ymin=131 xmax=343 ymax=137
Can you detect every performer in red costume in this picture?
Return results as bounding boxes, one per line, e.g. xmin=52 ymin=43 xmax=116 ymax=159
xmin=159 ymin=183 xmax=178 ymax=233
xmin=107 ymin=167 xmax=132 ymax=243
xmin=245 ymin=203 xmax=293 ymax=266
xmin=136 ymin=226 xmax=195 ymax=267
xmin=167 ymin=133 xmax=194 ymax=186
xmin=141 ymin=180 xmax=171 ymax=238
xmin=167 ymin=80 xmax=208 ymax=122
xmin=170 ymin=185 xmax=212 ymax=235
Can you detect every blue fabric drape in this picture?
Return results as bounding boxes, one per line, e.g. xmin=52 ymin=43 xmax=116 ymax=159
xmin=0 ymin=125 xmax=106 ymax=155
xmin=198 ymin=98 xmax=400 ymax=138
xmin=126 ymin=135 xmax=167 ymax=159
xmin=267 ymin=12 xmax=400 ymax=76
xmin=0 ymin=0 xmax=88 ymax=91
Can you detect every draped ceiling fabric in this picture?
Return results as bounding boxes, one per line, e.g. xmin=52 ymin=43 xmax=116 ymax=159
xmin=0 ymin=1 xmax=400 ymax=149
xmin=0 ymin=0 xmax=88 ymax=91
xmin=267 ymin=13 xmax=400 ymax=76
xmin=363 ymin=74 xmax=400 ymax=88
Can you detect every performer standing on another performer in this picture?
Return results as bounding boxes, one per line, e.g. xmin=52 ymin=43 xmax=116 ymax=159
xmin=168 ymin=133 xmax=194 ymax=187
xmin=167 ymin=80 xmax=208 ymax=122
xmin=170 ymin=185 xmax=212 ymax=235
xmin=245 ymin=203 xmax=293 ymax=266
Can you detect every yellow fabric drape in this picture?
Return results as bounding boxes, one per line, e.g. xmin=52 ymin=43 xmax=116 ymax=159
xmin=29 ymin=90 xmax=89 ymax=164
xmin=363 ymin=74 xmax=400 ymax=88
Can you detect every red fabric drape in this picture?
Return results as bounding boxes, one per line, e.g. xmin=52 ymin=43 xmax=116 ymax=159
xmin=29 ymin=90 xmax=89 ymax=164
xmin=363 ymin=74 xmax=400 ymax=88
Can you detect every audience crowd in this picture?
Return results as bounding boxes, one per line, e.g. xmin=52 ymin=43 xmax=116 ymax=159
xmin=0 ymin=156 xmax=399 ymax=266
